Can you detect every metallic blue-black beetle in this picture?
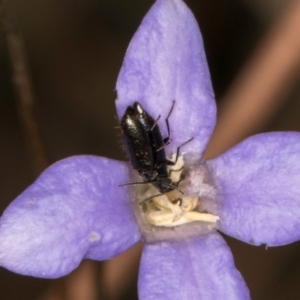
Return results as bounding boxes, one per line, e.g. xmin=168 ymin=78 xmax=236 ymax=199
xmin=120 ymin=101 xmax=190 ymax=198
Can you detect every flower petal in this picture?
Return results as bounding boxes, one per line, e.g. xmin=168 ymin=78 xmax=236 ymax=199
xmin=138 ymin=232 xmax=249 ymax=300
xmin=0 ymin=156 xmax=141 ymax=278
xmin=209 ymin=132 xmax=300 ymax=246
xmin=116 ymin=0 xmax=216 ymax=159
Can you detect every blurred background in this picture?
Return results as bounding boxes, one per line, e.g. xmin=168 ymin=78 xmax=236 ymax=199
xmin=1 ymin=0 xmax=300 ymax=299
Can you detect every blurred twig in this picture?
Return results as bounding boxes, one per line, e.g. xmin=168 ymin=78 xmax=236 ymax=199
xmin=100 ymin=243 xmax=142 ymax=300
xmin=39 ymin=261 xmax=99 ymax=300
xmin=0 ymin=0 xmax=48 ymax=175
xmin=205 ymin=0 xmax=300 ymax=158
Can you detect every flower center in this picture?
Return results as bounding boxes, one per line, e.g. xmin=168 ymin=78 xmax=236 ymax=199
xmin=133 ymin=155 xmax=219 ymax=240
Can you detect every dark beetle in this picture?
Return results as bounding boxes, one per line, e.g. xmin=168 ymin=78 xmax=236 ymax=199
xmin=121 ymin=103 xmax=157 ymax=181
xmin=120 ymin=101 xmax=189 ymax=196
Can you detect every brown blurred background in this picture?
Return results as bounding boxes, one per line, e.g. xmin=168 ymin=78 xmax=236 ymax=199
xmin=1 ymin=0 xmax=300 ymax=299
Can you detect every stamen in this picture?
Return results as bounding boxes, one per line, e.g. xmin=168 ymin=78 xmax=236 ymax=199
xmin=138 ymin=156 xmax=219 ymax=228
xmin=146 ymin=210 xmax=219 ymax=227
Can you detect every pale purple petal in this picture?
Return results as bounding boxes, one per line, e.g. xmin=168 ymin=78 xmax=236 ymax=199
xmin=138 ymin=232 xmax=249 ymax=300
xmin=116 ymin=0 xmax=216 ymax=160
xmin=0 ymin=156 xmax=141 ymax=278
xmin=209 ymin=132 xmax=300 ymax=246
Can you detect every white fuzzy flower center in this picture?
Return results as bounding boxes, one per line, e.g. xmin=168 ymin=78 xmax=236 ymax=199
xmin=137 ymin=155 xmax=219 ymax=228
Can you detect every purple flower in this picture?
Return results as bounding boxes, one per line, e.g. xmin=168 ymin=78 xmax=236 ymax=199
xmin=1 ymin=0 xmax=300 ymax=299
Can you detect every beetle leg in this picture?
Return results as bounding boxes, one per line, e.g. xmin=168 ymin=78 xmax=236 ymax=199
xmin=167 ymin=137 xmax=194 ymax=166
